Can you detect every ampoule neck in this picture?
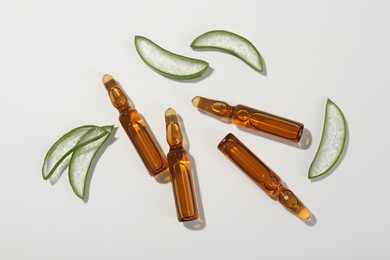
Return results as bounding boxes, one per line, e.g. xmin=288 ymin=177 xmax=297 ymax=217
xmin=165 ymin=108 xmax=183 ymax=149
xmin=108 ymin=88 xmax=131 ymax=112
xmin=192 ymin=96 xmax=234 ymax=120
xmin=102 ymin=75 xmax=132 ymax=113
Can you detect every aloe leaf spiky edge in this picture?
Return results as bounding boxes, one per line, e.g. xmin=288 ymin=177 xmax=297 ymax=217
xmin=68 ymin=125 xmax=113 ymax=199
xmin=190 ymin=30 xmax=264 ymax=72
xmin=134 ymin=35 xmax=209 ymax=79
xmin=308 ymin=99 xmax=347 ymax=179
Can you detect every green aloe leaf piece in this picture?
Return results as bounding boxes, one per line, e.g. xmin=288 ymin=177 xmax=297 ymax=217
xmin=191 ymin=30 xmax=263 ymax=72
xmin=42 ymin=125 xmax=98 ymax=180
xmin=69 ymin=125 xmax=113 ymax=199
xmin=135 ymin=35 xmax=209 ymax=79
xmin=309 ymin=99 xmax=347 ymax=179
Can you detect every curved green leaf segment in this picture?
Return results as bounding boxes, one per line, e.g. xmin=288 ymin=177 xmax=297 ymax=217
xmin=134 ymin=35 xmax=209 ymax=79
xmin=42 ymin=125 xmax=114 ymax=199
xmin=309 ymin=99 xmax=347 ymax=179
xmin=69 ymin=126 xmax=113 ymax=199
xmin=191 ymin=30 xmax=263 ymax=72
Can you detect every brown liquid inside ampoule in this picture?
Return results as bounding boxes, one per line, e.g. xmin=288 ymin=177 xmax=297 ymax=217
xmin=103 ymin=74 xmax=168 ymax=176
xmin=218 ymin=133 xmax=310 ymax=220
xmin=165 ymin=108 xmax=199 ymax=222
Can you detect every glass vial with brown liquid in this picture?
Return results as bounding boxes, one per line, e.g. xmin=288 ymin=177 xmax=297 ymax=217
xmin=102 ymin=74 xmax=168 ymax=177
xmin=218 ymin=133 xmax=310 ymax=220
xmin=192 ymin=96 xmax=304 ymax=142
xmin=165 ymin=108 xmax=199 ymax=222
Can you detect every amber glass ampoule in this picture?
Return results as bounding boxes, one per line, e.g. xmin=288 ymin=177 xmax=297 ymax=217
xmin=192 ymin=96 xmax=304 ymax=142
xmin=218 ymin=133 xmax=310 ymax=220
xmin=102 ymin=74 xmax=168 ymax=177
xmin=165 ymin=108 xmax=199 ymax=222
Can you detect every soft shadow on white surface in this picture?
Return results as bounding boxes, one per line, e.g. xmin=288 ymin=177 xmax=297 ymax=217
xmin=163 ymin=66 xmax=214 ymax=83
xmin=191 ymin=47 xmax=268 ymax=76
xmin=154 ymin=168 xmax=171 ymax=184
xmin=238 ymin=126 xmax=312 ymax=150
xmin=304 ymin=212 xmax=317 ymax=226
xmin=310 ymin=117 xmax=350 ymax=182
xmin=298 ymin=128 xmax=312 ymax=150
xmin=260 ymin=53 xmax=267 ymax=76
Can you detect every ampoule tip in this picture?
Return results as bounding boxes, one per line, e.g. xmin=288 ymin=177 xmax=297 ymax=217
xmin=102 ymin=74 xmax=114 ymax=84
xmin=165 ymin=108 xmax=176 ymax=117
xmin=296 ymin=207 xmax=311 ymax=221
xmin=191 ymin=96 xmax=201 ymax=108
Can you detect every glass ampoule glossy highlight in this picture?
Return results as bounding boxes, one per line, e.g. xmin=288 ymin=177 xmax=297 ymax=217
xmin=103 ymin=74 xmax=168 ymax=177
xmin=193 ymin=96 xmax=304 ymax=142
xmin=165 ymin=108 xmax=199 ymax=222
xmin=218 ymin=133 xmax=310 ymax=220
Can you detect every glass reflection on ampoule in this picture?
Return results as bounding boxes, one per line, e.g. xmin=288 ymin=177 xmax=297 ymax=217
xmin=102 ymin=74 xmax=168 ymax=177
xmin=165 ymin=108 xmax=199 ymax=222
xmin=193 ymin=96 xmax=304 ymax=142
xmin=218 ymin=133 xmax=311 ymax=220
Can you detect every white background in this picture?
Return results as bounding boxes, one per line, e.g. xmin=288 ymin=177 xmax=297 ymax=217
xmin=1 ymin=0 xmax=389 ymax=259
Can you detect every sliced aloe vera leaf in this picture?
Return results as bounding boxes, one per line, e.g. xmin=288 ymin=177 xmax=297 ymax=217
xmin=134 ymin=35 xmax=209 ymax=79
xmin=69 ymin=125 xmax=113 ymax=199
xmin=42 ymin=125 xmax=97 ymax=180
xmin=308 ymin=99 xmax=347 ymax=179
xmin=191 ymin=30 xmax=263 ymax=72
